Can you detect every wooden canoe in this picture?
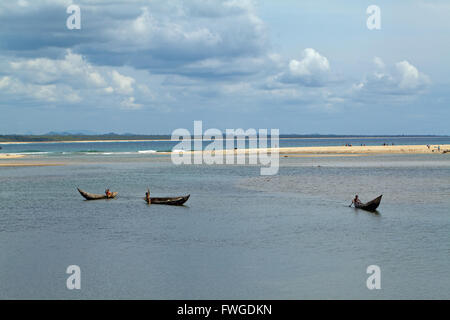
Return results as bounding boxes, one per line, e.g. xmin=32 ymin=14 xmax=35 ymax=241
xmin=355 ymin=195 xmax=382 ymax=211
xmin=145 ymin=194 xmax=190 ymax=206
xmin=77 ymin=188 xmax=118 ymax=200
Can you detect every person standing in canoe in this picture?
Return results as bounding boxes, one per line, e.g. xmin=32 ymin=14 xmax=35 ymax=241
xmin=105 ymin=188 xmax=112 ymax=198
xmin=145 ymin=188 xmax=151 ymax=204
xmin=350 ymin=195 xmax=361 ymax=207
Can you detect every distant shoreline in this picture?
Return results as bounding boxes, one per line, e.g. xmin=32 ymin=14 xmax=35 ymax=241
xmin=2 ymin=144 xmax=448 ymax=161
xmin=0 ymin=154 xmax=25 ymax=159
xmin=160 ymin=144 xmax=450 ymax=155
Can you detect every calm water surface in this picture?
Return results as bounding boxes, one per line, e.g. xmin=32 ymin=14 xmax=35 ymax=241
xmin=0 ymin=153 xmax=449 ymax=299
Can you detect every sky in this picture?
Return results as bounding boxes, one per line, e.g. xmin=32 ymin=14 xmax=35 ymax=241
xmin=0 ymin=0 xmax=449 ymax=135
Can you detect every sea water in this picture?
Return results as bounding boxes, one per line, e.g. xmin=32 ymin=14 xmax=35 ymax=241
xmin=0 ymin=150 xmax=449 ymax=298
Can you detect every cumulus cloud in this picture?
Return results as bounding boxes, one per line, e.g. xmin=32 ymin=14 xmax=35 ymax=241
xmin=111 ymin=70 xmax=135 ymax=95
xmin=104 ymin=1 xmax=268 ymax=74
xmin=126 ymin=6 xmax=222 ymax=50
xmin=395 ymin=60 xmax=429 ymax=90
xmin=120 ymin=96 xmax=142 ymax=110
xmin=277 ymin=48 xmax=331 ymax=87
xmin=289 ymin=48 xmax=330 ymax=77
xmin=353 ymin=58 xmax=430 ymax=96
xmin=0 ymin=0 xmax=274 ymax=113
xmin=0 ymin=0 xmax=268 ymax=75
xmin=0 ymin=75 xmax=81 ymax=103
xmin=0 ymin=1 xmax=438 ymax=123
xmin=87 ymin=72 xmax=107 ymax=87
xmin=0 ymin=50 xmax=141 ymax=107
xmin=9 ymin=50 xmax=107 ymax=87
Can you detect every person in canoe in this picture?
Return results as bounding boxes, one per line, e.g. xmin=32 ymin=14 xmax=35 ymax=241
xmin=350 ymin=195 xmax=362 ymax=207
xmin=145 ymin=188 xmax=151 ymax=204
xmin=105 ymin=188 xmax=112 ymax=198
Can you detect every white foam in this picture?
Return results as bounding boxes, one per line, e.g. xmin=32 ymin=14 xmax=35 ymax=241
xmin=137 ymin=150 xmax=157 ymax=154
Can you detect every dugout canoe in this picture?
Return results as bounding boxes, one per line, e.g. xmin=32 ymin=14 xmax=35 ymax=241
xmin=145 ymin=194 xmax=190 ymax=206
xmin=355 ymin=195 xmax=382 ymax=211
xmin=77 ymin=188 xmax=118 ymax=200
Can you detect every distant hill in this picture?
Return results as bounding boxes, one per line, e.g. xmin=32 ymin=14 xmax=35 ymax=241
xmin=45 ymin=130 xmax=101 ymax=136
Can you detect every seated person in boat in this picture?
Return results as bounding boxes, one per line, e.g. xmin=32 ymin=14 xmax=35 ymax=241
xmin=105 ymin=188 xmax=112 ymax=198
xmin=351 ymin=195 xmax=361 ymax=207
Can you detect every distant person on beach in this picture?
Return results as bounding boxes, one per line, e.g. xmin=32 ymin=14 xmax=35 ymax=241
xmin=438 ymin=146 xmax=441 ymax=152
